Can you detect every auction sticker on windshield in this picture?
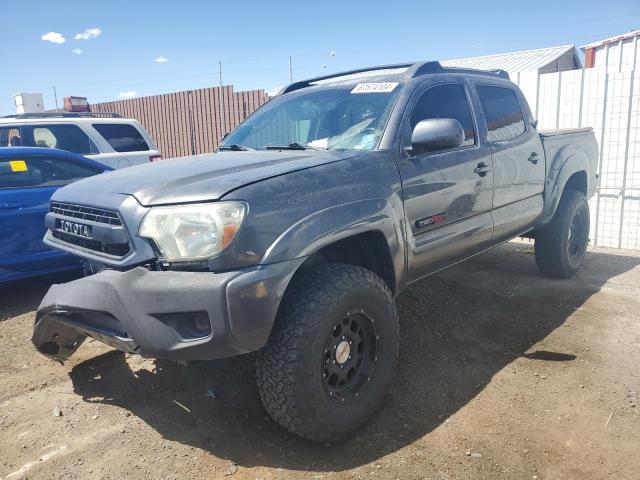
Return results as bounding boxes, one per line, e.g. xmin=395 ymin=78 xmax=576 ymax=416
xmin=9 ymin=160 xmax=28 ymax=172
xmin=351 ymin=82 xmax=399 ymax=94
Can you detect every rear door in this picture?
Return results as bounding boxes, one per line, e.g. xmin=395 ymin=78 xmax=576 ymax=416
xmin=89 ymin=122 xmax=160 ymax=168
xmin=0 ymin=153 xmax=104 ymax=280
xmin=397 ymin=81 xmax=494 ymax=281
xmin=473 ymin=83 xmax=545 ymax=240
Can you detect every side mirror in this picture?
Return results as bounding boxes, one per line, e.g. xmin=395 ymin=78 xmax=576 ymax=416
xmin=410 ymin=118 xmax=465 ymax=155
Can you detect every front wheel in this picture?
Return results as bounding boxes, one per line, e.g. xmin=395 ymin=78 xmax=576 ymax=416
xmin=535 ymin=190 xmax=590 ymax=278
xmin=256 ymin=263 xmax=400 ymax=442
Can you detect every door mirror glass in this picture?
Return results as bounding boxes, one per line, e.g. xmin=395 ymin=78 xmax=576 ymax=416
xmin=411 ymin=118 xmax=464 ymax=154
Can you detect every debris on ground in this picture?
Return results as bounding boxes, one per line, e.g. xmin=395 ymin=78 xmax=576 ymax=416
xmin=1 ymin=242 xmax=639 ymax=479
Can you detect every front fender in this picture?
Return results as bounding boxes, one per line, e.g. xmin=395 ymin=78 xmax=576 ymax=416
xmin=261 ymin=198 xmax=406 ymax=292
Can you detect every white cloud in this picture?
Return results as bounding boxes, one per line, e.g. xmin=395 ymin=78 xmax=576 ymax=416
xmin=155 ymin=56 xmax=169 ymax=63
xmin=118 ymin=91 xmax=136 ymax=99
xmin=75 ymin=28 xmax=101 ymax=40
xmin=41 ymin=32 xmax=66 ymax=44
xmin=72 ymin=48 xmax=83 ymax=55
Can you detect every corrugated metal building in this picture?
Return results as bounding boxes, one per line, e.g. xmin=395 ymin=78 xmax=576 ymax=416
xmin=582 ymin=30 xmax=640 ymax=71
xmin=442 ymin=45 xmax=582 ymax=76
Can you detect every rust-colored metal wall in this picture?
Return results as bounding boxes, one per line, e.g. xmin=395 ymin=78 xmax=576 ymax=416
xmin=86 ymin=86 xmax=269 ymax=159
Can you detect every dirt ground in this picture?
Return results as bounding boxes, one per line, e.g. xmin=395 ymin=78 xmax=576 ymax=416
xmin=1 ymin=241 xmax=639 ymax=480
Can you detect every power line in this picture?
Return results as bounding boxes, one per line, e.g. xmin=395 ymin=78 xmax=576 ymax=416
xmin=34 ymin=50 xmax=363 ymax=92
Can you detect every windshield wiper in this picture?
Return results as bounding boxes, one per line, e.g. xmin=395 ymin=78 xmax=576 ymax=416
xmin=218 ymin=144 xmax=254 ymax=151
xmin=265 ymin=142 xmax=319 ymax=151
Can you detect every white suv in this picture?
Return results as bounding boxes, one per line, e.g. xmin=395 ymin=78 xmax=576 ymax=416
xmin=0 ymin=112 xmax=160 ymax=169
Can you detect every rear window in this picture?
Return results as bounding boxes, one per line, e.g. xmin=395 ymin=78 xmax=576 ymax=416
xmin=92 ymin=123 xmax=150 ymax=152
xmin=1 ymin=124 xmax=99 ymax=155
xmin=31 ymin=125 xmax=99 ymax=155
xmin=0 ymin=155 xmax=103 ymax=189
xmin=476 ymin=85 xmax=526 ymax=142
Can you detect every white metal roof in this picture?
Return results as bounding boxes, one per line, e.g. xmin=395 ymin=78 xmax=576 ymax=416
xmin=581 ymin=29 xmax=640 ymax=50
xmin=442 ymin=45 xmax=580 ymax=73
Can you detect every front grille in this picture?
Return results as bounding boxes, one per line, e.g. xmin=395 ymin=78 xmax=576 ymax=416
xmin=50 ymin=201 xmax=122 ymax=226
xmin=50 ymin=202 xmax=130 ymax=258
xmin=51 ymin=231 xmax=130 ymax=257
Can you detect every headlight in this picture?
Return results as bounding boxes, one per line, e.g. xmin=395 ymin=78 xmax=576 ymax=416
xmin=138 ymin=202 xmax=245 ymax=262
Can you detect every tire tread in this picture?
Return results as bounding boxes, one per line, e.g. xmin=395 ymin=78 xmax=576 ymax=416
xmin=256 ymin=263 xmax=399 ymax=442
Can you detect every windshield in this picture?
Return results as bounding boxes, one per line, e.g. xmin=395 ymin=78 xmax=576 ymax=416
xmin=220 ymin=84 xmax=401 ymax=151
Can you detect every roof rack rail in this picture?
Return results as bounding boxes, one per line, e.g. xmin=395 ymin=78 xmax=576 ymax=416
xmin=403 ymin=62 xmax=510 ymax=80
xmin=278 ymin=61 xmax=510 ymax=95
xmin=279 ymin=63 xmax=415 ymax=94
xmin=2 ymin=112 xmax=123 ymax=119
xmin=434 ymin=66 xmax=510 ymax=80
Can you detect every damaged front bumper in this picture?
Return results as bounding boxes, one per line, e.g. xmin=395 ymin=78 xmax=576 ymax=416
xmin=32 ymin=258 xmax=304 ymax=362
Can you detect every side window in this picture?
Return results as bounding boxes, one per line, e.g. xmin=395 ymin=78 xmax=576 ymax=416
xmin=92 ymin=123 xmax=150 ymax=152
xmin=31 ymin=125 xmax=99 ymax=155
xmin=0 ymin=155 xmax=102 ymax=189
xmin=476 ymin=86 xmax=526 ymax=142
xmin=409 ymin=84 xmax=476 ymax=148
xmin=0 ymin=127 xmax=22 ymax=147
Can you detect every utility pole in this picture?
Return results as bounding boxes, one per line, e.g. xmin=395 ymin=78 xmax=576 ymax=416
xmin=218 ymin=60 xmax=224 ymax=144
xmin=289 ymin=55 xmax=293 ymax=84
xmin=53 ymin=86 xmax=59 ymax=110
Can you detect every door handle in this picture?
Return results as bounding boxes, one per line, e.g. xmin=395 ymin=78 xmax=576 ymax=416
xmin=528 ymin=152 xmax=539 ymax=164
xmin=473 ymin=162 xmax=491 ymax=177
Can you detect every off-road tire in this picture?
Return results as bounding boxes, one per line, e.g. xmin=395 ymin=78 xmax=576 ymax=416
xmin=256 ymin=263 xmax=400 ymax=443
xmin=535 ymin=190 xmax=590 ymax=278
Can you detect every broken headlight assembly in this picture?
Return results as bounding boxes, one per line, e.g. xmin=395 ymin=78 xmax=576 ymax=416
xmin=138 ymin=202 xmax=246 ymax=262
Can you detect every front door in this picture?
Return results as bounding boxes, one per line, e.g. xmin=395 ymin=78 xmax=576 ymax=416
xmin=397 ymin=82 xmax=494 ymax=282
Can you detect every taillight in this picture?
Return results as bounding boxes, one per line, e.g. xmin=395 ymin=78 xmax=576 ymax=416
xmin=149 ymin=155 xmax=162 ymax=162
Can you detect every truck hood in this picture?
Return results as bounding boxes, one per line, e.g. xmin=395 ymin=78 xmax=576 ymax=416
xmin=54 ymin=150 xmax=357 ymax=206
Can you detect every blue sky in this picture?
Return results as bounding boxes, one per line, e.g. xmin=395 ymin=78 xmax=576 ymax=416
xmin=0 ymin=0 xmax=639 ymax=115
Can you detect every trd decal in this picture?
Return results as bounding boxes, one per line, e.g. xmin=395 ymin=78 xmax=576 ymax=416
xmin=415 ymin=212 xmax=447 ymax=229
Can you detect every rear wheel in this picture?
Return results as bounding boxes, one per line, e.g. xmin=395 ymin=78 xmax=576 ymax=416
xmin=256 ymin=263 xmax=399 ymax=442
xmin=535 ymin=190 xmax=590 ymax=278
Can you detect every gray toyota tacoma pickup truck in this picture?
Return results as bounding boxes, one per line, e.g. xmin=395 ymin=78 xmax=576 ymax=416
xmin=33 ymin=61 xmax=598 ymax=442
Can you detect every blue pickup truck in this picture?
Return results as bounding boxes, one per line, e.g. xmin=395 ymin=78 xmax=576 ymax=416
xmin=0 ymin=147 xmax=111 ymax=282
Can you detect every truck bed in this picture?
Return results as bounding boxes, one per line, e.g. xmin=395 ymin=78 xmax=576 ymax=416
xmin=538 ymin=127 xmax=593 ymax=137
